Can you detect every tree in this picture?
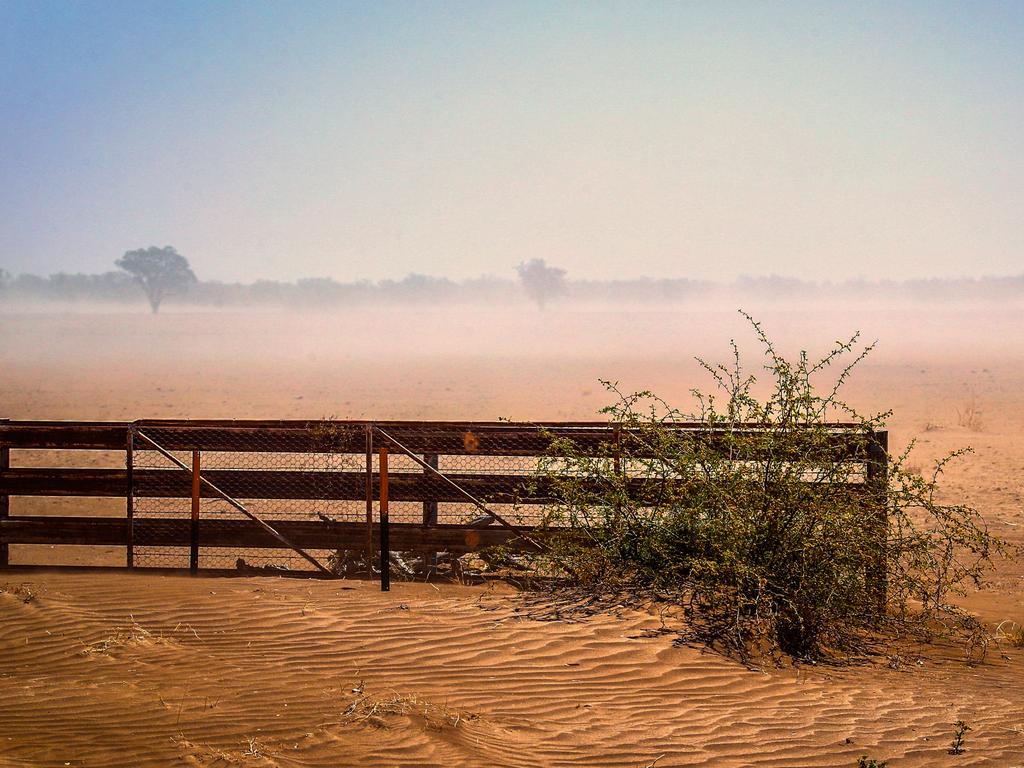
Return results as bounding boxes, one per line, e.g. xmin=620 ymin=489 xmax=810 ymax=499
xmin=516 ymin=258 xmax=567 ymax=310
xmin=115 ymin=246 xmax=197 ymax=313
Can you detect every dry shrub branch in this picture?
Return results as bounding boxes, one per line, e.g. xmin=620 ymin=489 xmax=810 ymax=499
xmin=522 ymin=312 xmax=1002 ymax=659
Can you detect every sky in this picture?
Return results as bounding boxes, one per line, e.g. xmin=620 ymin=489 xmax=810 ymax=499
xmin=1 ymin=1 xmax=1022 ymax=283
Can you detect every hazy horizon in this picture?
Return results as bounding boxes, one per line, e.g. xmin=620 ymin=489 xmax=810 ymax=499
xmin=2 ymin=1 xmax=1022 ymax=284
xmin=3 ymin=262 xmax=1024 ymax=285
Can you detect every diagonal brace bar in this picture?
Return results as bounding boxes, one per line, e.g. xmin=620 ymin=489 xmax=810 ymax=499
xmin=134 ymin=428 xmax=334 ymax=576
xmin=373 ymin=427 xmax=544 ymax=553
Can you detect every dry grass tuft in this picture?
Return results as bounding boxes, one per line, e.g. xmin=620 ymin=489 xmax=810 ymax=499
xmin=995 ymin=620 xmax=1024 ymax=648
xmin=80 ymin=616 xmax=175 ymax=655
xmin=171 ymin=733 xmax=273 ymax=765
xmin=342 ymin=688 xmax=478 ymax=731
xmin=242 ymin=736 xmax=269 ymax=757
xmin=957 ymin=397 xmax=984 ymax=431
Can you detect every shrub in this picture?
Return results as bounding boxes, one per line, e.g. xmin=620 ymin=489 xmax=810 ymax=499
xmin=949 ymin=720 xmax=971 ymax=755
xmin=523 ymin=312 xmax=1001 ymax=658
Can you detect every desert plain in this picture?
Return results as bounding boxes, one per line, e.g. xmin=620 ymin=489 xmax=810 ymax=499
xmin=1 ymin=303 xmax=1022 ymax=767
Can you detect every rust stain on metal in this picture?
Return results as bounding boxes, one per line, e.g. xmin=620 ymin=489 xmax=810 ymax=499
xmin=379 ymin=443 xmax=390 ymax=592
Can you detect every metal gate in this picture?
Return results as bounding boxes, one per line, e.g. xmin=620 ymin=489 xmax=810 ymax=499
xmin=129 ymin=423 xmax=364 ymax=574
xmin=127 ymin=421 xmax=549 ymax=587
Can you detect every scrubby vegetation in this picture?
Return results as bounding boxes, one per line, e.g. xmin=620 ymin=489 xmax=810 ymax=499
xmin=949 ymin=720 xmax=972 ymax=755
xmin=520 ymin=312 xmax=1001 ymax=659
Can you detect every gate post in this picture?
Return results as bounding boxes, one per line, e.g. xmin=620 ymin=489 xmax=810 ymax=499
xmin=422 ymin=453 xmax=439 ymax=577
xmin=611 ymin=423 xmax=623 ymax=528
xmin=126 ymin=426 xmax=134 ymax=568
xmin=612 ymin=423 xmax=622 ymax=476
xmin=365 ymin=424 xmax=374 ymax=574
xmin=866 ymin=430 xmax=889 ymax=613
xmin=1 ymin=419 xmax=9 ymax=567
xmin=379 ymin=443 xmax=390 ymax=592
xmin=190 ymin=450 xmax=201 ymax=573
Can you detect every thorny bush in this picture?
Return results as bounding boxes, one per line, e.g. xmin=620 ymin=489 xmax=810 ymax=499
xmin=520 ymin=312 xmax=1001 ymax=659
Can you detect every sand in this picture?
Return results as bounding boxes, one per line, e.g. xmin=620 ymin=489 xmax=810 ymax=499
xmin=1 ymin=304 xmax=1022 ymax=766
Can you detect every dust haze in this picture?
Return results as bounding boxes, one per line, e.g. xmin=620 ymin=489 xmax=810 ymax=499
xmin=3 ymin=299 xmax=1022 ymax=424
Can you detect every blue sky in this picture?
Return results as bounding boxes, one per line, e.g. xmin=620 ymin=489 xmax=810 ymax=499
xmin=1 ymin=1 xmax=1022 ymax=282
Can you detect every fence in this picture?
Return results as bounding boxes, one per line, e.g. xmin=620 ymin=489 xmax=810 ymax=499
xmin=0 ymin=419 xmax=888 ymax=593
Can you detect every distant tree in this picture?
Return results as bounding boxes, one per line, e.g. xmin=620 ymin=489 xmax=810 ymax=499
xmin=517 ymin=258 xmax=567 ymax=310
xmin=115 ymin=246 xmax=197 ymax=313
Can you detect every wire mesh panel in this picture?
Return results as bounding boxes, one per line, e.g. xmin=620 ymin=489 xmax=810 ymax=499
xmin=375 ymin=424 xmax=604 ymax=529
xmin=131 ymin=443 xmax=194 ymax=569
xmin=368 ymin=424 xmax=609 ymax=582
xmin=130 ymin=421 xmax=622 ymax=568
xmin=372 ymin=426 xmax=570 ymax=556
xmin=132 ymin=423 xmax=368 ymax=573
xmin=434 ymin=454 xmax=546 ymax=527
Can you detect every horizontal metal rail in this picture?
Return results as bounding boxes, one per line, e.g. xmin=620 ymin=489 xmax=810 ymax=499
xmin=0 ymin=516 xmax=522 ymax=552
xmin=0 ymin=419 xmax=880 ymax=457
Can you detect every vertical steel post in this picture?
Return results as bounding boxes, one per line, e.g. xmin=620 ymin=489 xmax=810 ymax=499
xmin=126 ymin=426 xmax=134 ymax=568
xmin=866 ymin=430 xmax=889 ymax=613
xmin=190 ymin=449 xmax=201 ymax=574
xmin=422 ymin=454 xmax=439 ymax=525
xmin=379 ymin=443 xmax=390 ymax=592
xmin=422 ymin=453 xmax=439 ymax=577
xmin=365 ymin=424 xmax=374 ymax=573
xmin=612 ymin=423 xmax=622 ymax=476
xmin=611 ymin=423 xmax=623 ymax=527
xmin=0 ymin=419 xmax=9 ymax=567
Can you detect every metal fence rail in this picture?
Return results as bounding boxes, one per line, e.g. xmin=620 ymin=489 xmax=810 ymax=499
xmin=0 ymin=419 xmax=888 ymax=594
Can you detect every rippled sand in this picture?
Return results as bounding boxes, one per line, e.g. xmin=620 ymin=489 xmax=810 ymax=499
xmin=1 ymin=305 xmax=1022 ymax=766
